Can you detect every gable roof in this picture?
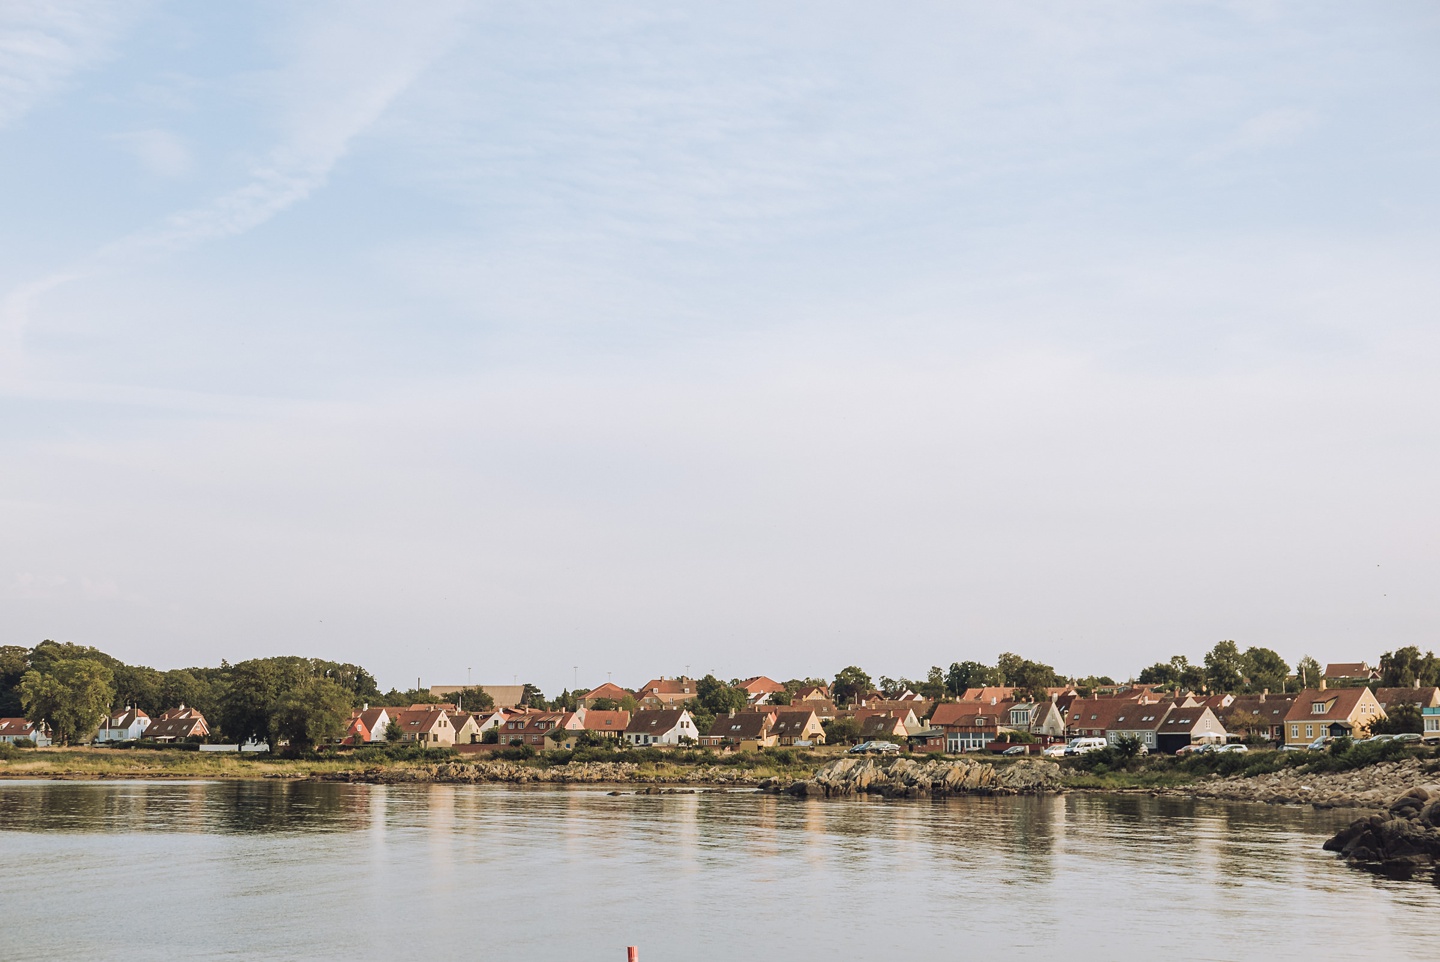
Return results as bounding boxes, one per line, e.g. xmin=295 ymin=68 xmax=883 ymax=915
xmin=580 ymin=710 xmax=630 ymax=731
xmin=581 ymin=683 xmax=631 ymax=702
xmin=1323 ymin=663 xmax=1371 ymax=679
xmin=102 ymin=708 xmax=150 ymax=730
xmin=930 ymin=702 xmax=988 ymax=728
xmin=0 ymin=718 xmax=43 ymax=737
xmin=1373 ymin=687 xmax=1440 ymax=709
xmin=959 ymin=687 xmax=1018 ymax=704
xmin=706 ymin=712 xmax=772 ymax=739
xmin=1283 ymin=687 xmax=1378 ymax=723
xmin=739 ymin=676 xmax=785 ymax=695
xmin=1214 ymin=694 xmax=1296 ymax=727
xmin=637 ymin=678 xmax=696 ymax=696
xmin=624 ymin=709 xmax=689 ymax=734
xmin=769 ymin=711 xmax=819 ymax=738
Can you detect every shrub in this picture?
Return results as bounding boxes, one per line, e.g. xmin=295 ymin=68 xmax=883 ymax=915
xmin=0 ymin=742 xmax=16 ymax=760
xmin=13 ymin=738 xmax=35 ymax=749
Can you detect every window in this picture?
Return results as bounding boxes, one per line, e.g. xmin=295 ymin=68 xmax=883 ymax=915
xmin=1305 ymin=724 xmax=1314 ymax=738
xmin=1291 ymin=725 xmax=1299 ymax=739
xmin=1311 ymin=702 xmax=1327 ymax=714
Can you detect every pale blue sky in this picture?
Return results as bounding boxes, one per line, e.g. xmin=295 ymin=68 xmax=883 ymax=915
xmin=3 ymin=2 xmax=1438 ymax=694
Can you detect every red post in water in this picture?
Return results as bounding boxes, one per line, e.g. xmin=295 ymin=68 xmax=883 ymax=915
xmin=627 ymin=948 xmax=638 ymax=962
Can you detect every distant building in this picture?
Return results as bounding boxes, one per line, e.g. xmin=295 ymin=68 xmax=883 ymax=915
xmin=0 ymin=718 xmax=51 ymax=747
xmin=146 ymin=706 xmax=209 ymax=743
xmin=96 ymin=707 xmax=150 ymax=742
xmin=635 ymin=678 xmax=698 ymax=710
xmin=1283 ymin=687 xmax=1385 ymax=746
xmin=624 ymin=709 xmax=698 ymax=746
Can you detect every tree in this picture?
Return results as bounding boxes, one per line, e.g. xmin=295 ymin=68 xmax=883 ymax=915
xmin=1111 ymin=734 xmax=1143 ymax=759
xmin=945 ymin=661 xmax=993 ymax=696
xmin=111 ymin=663 xmax=162 ymax=713
xmin=918 ymin=667 xmax=946 ymax=701
xmin=683 ymin=699 xmax=715 ymax=740
xmin=449 ymin=686 xmax=496 ymax=711
xmin=1369 ymin=703 xmax=1422 ymax=736
xmin=1202 ymin=641 xmax=1245 ymax=693
xmin=832 ymin=666 xmax=873 ymax=705
xmin=696 ymin=675 xmax=747 ymax=715
xmin=218 ymin=659 xmax=291 ymax=748
xmin=520 ymin=683 xmax=545 ymax=708
xmin=1295 ymin=655 xmax=1322 ymax=690
xmin=385 ymin=719 xmax=403 ymax=742
xmin=158 ymin=669 xmax=215 ymax=718
xmin=1239 ymin=647 xmax=1289 ymax=693
xmin=19 ymin=657 xmax=115 ymax=746
xmin=994 ymin=652 xmax=1060 ymax=699
xmin=822 ymin=717 xmax=862 ymax=745
xmin=0 ymin=645 xmax=29 ymax=715
xmin=590 ymin=697 xmax=621 ymax=711
xmin=269 ymin=678 xmax=353 ymax=753
xmin=1378 ymin=647 xmax=1439 ymax=688
xmin=479 ymin=726 xmax=499 ymax=744
xmin=1227 ymin=709 xmax=1270 ymax=743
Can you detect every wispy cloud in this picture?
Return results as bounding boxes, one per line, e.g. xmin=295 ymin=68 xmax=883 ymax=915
xmin=0 ymin=0 xmax=144 ymax=130
xmin=111 ymin=127 xmax=192 ymax=178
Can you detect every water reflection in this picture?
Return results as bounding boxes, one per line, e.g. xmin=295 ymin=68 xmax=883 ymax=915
xmin=1 ymin=780 xmax=1436 ymax=961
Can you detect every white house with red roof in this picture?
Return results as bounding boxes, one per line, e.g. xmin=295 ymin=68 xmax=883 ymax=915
xmin=624 ymin=708 xmax=698 ymax=746
xmin=0 ymin=717 xmax=51 ymax=747
xmin=96 ymin=707 xmax=150 ymax=742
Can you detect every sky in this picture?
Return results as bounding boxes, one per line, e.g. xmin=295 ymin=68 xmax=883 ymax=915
xmin=2 ymin=1 xmax=1438 ymax=697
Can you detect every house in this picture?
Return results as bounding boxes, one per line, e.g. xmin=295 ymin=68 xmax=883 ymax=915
xmin=0 ymin=717 xmax=51 ymax=746
xmin=788 ymin=698 xmax=840 ymax=720
xmin=738 ymin=676 xmax=786 ymax=705
xmin=702 ymin=711 xmax=777 ymax=750
xmin=844 ymin=707 xmax=922 ymax=735
xmin=768 ymin=710 xmax=825 ymax=745
xmin=1373 ymin=687 xmax=1440 ymax=712
xmin=1424 ymin=706 xmax=1439 ymax=742
xmin=146 ymin=706 xmax=209 ymax=743
xmin=908 ymin=730 xmax=947 ymax=753
xmin=624 ymin=709 xmax=698 ymax=746
xmin=1026 ymin=700 xmax=1068 ymax=739
xmin=944 ymin=711 xmax=1004 ymax=752
xmin=428 ymin=685 xmax=528 ymax=708
xmin=546 ymin=710 xmax=632 ymax=749
xmin=580 ymin=683 xmax=632 ymax=708
xmin=342 ymin=707 xmax=392 ymax=744
xmin=451 ymin=713 xmax=482 ymax=745
xmin=1322 ymin=663 xmax=1379 ymax=687
xmin=1283 ymin=687 xmax=1385 ymax=746
xmin=1212 ymin=693 xmax=1296 ymax=744
xmin=1155 ymin=704 xmax=1227 ymax=754
xmin=501 ymin=711 xmax=576 ymax=747
xmin=859 ymin=713 xmax=910 ymax=741
xmin=1104 ymin=702 xmax=1172 ymax=752
xmin=96 ymin=707 xmax=150 ymax=742
xmin=794 ymin=685 xmax=831 ymax=703
xmin=635 ymin=677 xmax=698 ymax=710
xmin=393 ymin=708 xmax=457 ymax=746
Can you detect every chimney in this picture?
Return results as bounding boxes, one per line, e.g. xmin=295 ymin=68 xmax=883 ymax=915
xmin=1319 ymin=678 xmax=1327 ymax=691
xmin=1259 ymin=690 xmax=1267 ymax=703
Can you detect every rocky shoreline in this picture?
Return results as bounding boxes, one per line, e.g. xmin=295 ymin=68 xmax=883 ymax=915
xmin=313 ymin=760 xmax=768 ymax=786
xmin=1154 ymin=757 xmax=1438 ymax=809
xmin=1323 ymin=785 xmax=1440 ymax=871
xmin=760 ymin=756 xmax=1064 ymax=798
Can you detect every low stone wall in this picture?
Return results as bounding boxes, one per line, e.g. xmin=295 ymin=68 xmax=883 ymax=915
xmin=1160 ymin=757 xmax=1436 ymax=809
xmin=763 ymin=756 xmax=1063 ymax=798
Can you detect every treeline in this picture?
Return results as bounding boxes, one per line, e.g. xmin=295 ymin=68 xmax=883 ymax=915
xmin=1 ymin=641 xmax=431 ymax=750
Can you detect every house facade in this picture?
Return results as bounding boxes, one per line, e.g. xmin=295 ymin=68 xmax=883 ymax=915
xmin=1283 ymin=687 xmax=1385 ymax=746
xmin=702 ymin=711 xmax=776 ymax=750
xmin=146 ymin=706 xmax=210 ymax=742
xmin=769 ymin=710 xmax=824 ymax=745
xmin=1424 ymin=706 xmax=1440 ymax=742
xmin=0 ymin=718 xmax=51 ymax=746
xmin=635 ymin=678 xmax=698 ymax=710
xmin=580 ymin=683 xmax=632 ymax=708
xmin=393 ymin=708 xmax=457 ymax=746
xmin=96 ymin=708 xmax=150 ymax=742
xmin=1155 ymin=705 xmax=1226 ymax=754
xmin=624 ymin=709 xmax=698 ymax=746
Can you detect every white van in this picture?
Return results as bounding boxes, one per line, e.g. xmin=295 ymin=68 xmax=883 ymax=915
xmin=1065 ymin=737 xmax=1108 ymax=756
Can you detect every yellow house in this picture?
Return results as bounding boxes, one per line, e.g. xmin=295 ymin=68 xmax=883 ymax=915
xmin=1283 ymin=687 xmax=1385 ymax=746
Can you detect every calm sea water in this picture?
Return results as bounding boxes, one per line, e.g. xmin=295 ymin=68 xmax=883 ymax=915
xmin=1 ymin=779 xmax=1436 ymax=961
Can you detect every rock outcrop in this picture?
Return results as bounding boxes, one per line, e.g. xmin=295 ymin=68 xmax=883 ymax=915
xmin=766 ymin=756 xmax=1062 ymax=798
xmin=1323 ymin=785 xmax=1440 ymax=869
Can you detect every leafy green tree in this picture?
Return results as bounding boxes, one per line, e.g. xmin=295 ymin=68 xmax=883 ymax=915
xmin=385 ymin=719 xmax=403 ymax=742
xmin=520 ymin=683 xmax=545 ymax=708
xmin=1111 ymin=734 xmax=1143 ymax=759
xmin=1369 ymin=702 xmax=1422 ymax=735
xmin=479 ymin=726 xmax=498 ymax=744
xmin=112 ymin=663 xmax=162 ymax=713
xmin=995 ymin=653 xmax=1060 ymax=698
xmin=218 ymin=658 xmax=308 ymax=748
xmin=1203 ymin=641 xmax=1245 ymax=692
xmin=822 ymin=717 xmax=862 ymax=744
xmin=28 ymin=640 xmax=119 ymax=676
xmin=589 ymin=697 xmax=621 ymax=711
xmin=683 ymin=699 xmax=715 ymax=740
xmin=919 ymin=666 xmax=946 ymax=701
xmin=269 ymin=677 xmax=353 ymax=753
xmin=1239 ymin=647 xmax=1289 ymax=693
xmin=19 ymin=657 xmax=115 ymax=745
xmin=158 ymin=669 xmax=215 ymax=717
xmin=380 ymin=687 xmax=434 ymax=705
xmin=1139 ymin=655 xmax=1206 ymax=691
xmin=449 ymin=686 xmax=496 ymax=711
xmin=945 ymin=661 xmax=994 ymax=696
xmin=832 ymin=666 xmax=873 ymax=705
xmin=0 ymin=645 xmax=29 ymax=715
xmin=1378 ymin=647 xmax=1439 ymax=688
xmin=1295 ymin=655 xmax=1322 ymax=689
xmin=697 ymin=675 xmax=747 ymax=714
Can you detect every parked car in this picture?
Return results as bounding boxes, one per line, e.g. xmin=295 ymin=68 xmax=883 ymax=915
xmin=1174 ymin=744 xmax=1206 ymax=756
xmin=1042 ymin=743 xmax=1068 ymax=758
xmin=848 ymin=740 xmax=901 ymax=755
xmin=1280 ymin=744 xmax=1308 ymax=752
xmin=1217 ymin=744 xmax=1249 ymax=753
xmin=1001 ymin=745 xmax=1028 ymax=756
xmin=1306 ymin=736 xmax=1332 ymax=751
xmin=1392 ymin=733 xmax=1422 ymax=745
xmin=1065 ymin=737 xmax=1109 ymax=756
